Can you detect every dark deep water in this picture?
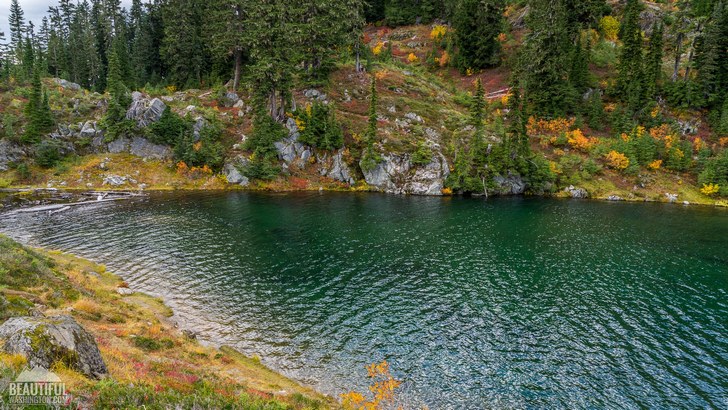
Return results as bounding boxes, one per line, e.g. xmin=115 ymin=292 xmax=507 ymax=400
xmin=1 ymin=192 xmax=727 ymax=409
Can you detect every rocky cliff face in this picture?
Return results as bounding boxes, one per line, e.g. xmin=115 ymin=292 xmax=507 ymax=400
xmin=361 ymin=152 xmax=450 ymax=196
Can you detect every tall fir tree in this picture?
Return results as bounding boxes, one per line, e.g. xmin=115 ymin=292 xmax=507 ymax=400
xmin=206 ymin=0 xmax=247 ymax=90
xmin=162 ymin=0 xmax=208 ymax=87
xmin=695 ymin=2 xmax=728 ymax=106
xmin=361 ymin=75 xmax=381 ymax=171
xmin=452 ymin=0 xmax=504 ymax=73
xmin=23 ymin=69 xmax=53 ymax=143
xmin=644 ymin=23 xmax=664 ymax=100
xmin=616 ymin=0 xmax=646 ymax=112
xmin=103 ymin=45 xmax=129 ymax=129
xmin=9 ymin=0 xmax=26 ymax=53
xmin=519 ymin=0 xmax=575 ymax=117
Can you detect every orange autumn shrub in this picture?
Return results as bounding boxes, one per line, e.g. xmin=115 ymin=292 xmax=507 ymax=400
xmin=605 ymin=150 xmax=630 ymax=170
xmin=526 ymin=116 xmax=574 ymax=137
xmin=566 ymin=129 xmax=595 ymax=151
xmin=341 ymin=361 xmax=402 ymax=410
xmin=648 ymin=159 xmax=662 ymax=170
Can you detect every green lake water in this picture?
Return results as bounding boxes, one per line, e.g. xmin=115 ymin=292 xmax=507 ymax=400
xmin=1 ymin=192 xmax=726 ymax=408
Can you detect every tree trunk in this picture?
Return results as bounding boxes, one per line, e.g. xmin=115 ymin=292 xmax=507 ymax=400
xmin=232 ymin=47 xmax=242 ymax=91
xmin=672 ymin=32 xmax=683 ymax=81
xmin=355 ymin=42 xmax=363 ymax=73
xmin=683 ymin=22 xmax=703 ymax=82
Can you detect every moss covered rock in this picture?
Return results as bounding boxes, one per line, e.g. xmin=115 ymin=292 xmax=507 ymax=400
xmin=0 ymin=315 xmax=107 ymax=379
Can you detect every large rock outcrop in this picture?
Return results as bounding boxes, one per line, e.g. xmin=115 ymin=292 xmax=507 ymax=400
xmin=222 ymin=155 xmax=250 ymax=186
xmin=318 ymin=149 xmax=356 ymax=185
xmin=0 ymin=140 xmax=26 ymax=171
xmin=0 ymin=315 xmax=107 ymax=379
xmin=274 ymin=118 xmax=309 ymax=167
xmin=126 ymin=93 xmax=167 ymax=127
xmin=107 ymin=136 xmax=173 ymax=160
xmin=492 ymin=173 xmax=527 ymax=195
xmin=361 ymin=152 xmax=450 ymax=196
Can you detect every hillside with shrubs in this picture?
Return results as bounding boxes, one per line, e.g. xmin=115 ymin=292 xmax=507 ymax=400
xmin=0 ymin=0 xmax=727 ymax=205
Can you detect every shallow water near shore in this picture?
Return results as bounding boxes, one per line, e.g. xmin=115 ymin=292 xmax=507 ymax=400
xmin=1 ymin=192 xmax=727 ymax=408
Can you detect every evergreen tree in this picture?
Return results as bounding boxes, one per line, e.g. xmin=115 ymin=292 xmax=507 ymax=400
xmin=507 ymin=82 xmax=528 ymax=158
xmin=243 ymin=0 xmax=301 ymax=121
xmin=695 ymin=2 xmax=728 ymax=105
xmin=206 ymin=0 xmax=247 ymax=90
xmin=361 ymin=75 xmax=381 ymax=171
xmin=452 ymin=0 xmax=504 ymax=73
xmin=471 ymin=78 xmax=485 ymax=132
xmin=644 ymin=23 xmax=664 ymax=100
xmin=103 ymin=45 xmax=130 ymax=130
xmin=569 ymin=38 xmax=590 ymax=94
xmin=23 ymin=69 xmax=53 ymax=143
xmin=162 ymin=0 xmax=208 ymax=87
xmin=9 ymin=0 xmax=26 ymax=52
xmin=520 ymin=0 xmax=575 ymax=116
xmin=616 ymin=0 xmax=645 ymax=112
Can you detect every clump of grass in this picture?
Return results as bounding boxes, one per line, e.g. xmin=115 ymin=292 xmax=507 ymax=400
xmin=133 ymin=336 xmax=174 ymax=351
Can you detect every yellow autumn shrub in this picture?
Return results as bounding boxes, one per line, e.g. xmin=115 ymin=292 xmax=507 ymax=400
xmin=605 ymin=150 xmax=629 ymax=170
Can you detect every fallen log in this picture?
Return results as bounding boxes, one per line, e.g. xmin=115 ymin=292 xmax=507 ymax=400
xmin=13 ymin=197 xmax=137 ymax=213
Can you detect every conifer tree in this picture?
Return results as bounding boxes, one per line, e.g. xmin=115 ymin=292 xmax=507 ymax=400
xmin=23 ymin=69 xmax=53 ymax=143
xmin=644 ymin=23 xmax=664 ymax=100
xmin=569 ymin=39 xmax=590 ymax=94
xmin=206 ymin=0 xmax=246 ymax=90
xmin=452 ymin=0 xmax=504 ymax=73
xmin=695 ymin=2 xmax=728 ymax=105
xmin=361 ymin=75 xmax=381 ymax=171
xmin=103 ymin=45 xmax=129 ymax=128
xmin=9 ymin=0 xmax=26 ymax=53
xmin=616 ymin=0 xmax=645 ymax=112
xmin=507 ymin=82 xmax=528 ymax=158
xmin=162 ymin=0 xmax=208 ymax=87
xmin=520 ymin=0 xmax=575 ymax=116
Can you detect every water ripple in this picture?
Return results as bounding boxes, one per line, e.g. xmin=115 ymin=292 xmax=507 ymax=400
xmin=1 ymin=192 xmax=727 ymax=409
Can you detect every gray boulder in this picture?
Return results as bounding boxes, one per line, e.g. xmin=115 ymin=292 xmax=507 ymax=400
xmin=129 ymin=137 xmax=173 ymax=160
xmin=126 ymin=97 xmax=167 ymax=127
xmin=565 ymin=185 xmax=588 ymax=199
xmin=274 ymin=118 xmax=306 ymax=165
xmin=106 ymin=137 xmax=171 ymax=160
xmin=222 ymin=156 xmax=250 ymax=186
xmin=361 ymin=152 xmax=450 ymax=195
xmin=107 ymin=137 xmax=130 ymax=154
xmin=319 ymin=149 xmax=356 ymax=185
xmin=103 ymin=174 xmax=128 ymax=186
xmin=53 ymin=78 xmax=81 ymax=91
xmin=607 ymin=195 xmax=623 ymax=201
xmin=0 ymin=315 xmax=107 ymax=379
xmin=221 ymin=92 xmax=240 ymax=107
xmin=493 ymin=173 xmax=526 ymax=195
xmin=0 ymin=140 xmax=26 ymax=171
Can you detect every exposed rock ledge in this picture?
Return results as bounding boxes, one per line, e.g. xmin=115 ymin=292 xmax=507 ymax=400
xmin=361 ymin=152 xmax=450 ymax=196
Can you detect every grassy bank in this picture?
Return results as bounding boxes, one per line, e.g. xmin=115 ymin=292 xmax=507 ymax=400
xmin=0 ymin=234 xmax=334 ymax=409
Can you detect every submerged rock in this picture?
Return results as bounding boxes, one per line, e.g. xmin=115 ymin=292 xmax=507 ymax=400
xmin=0 ymin=315 xmax=108 ymax=379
